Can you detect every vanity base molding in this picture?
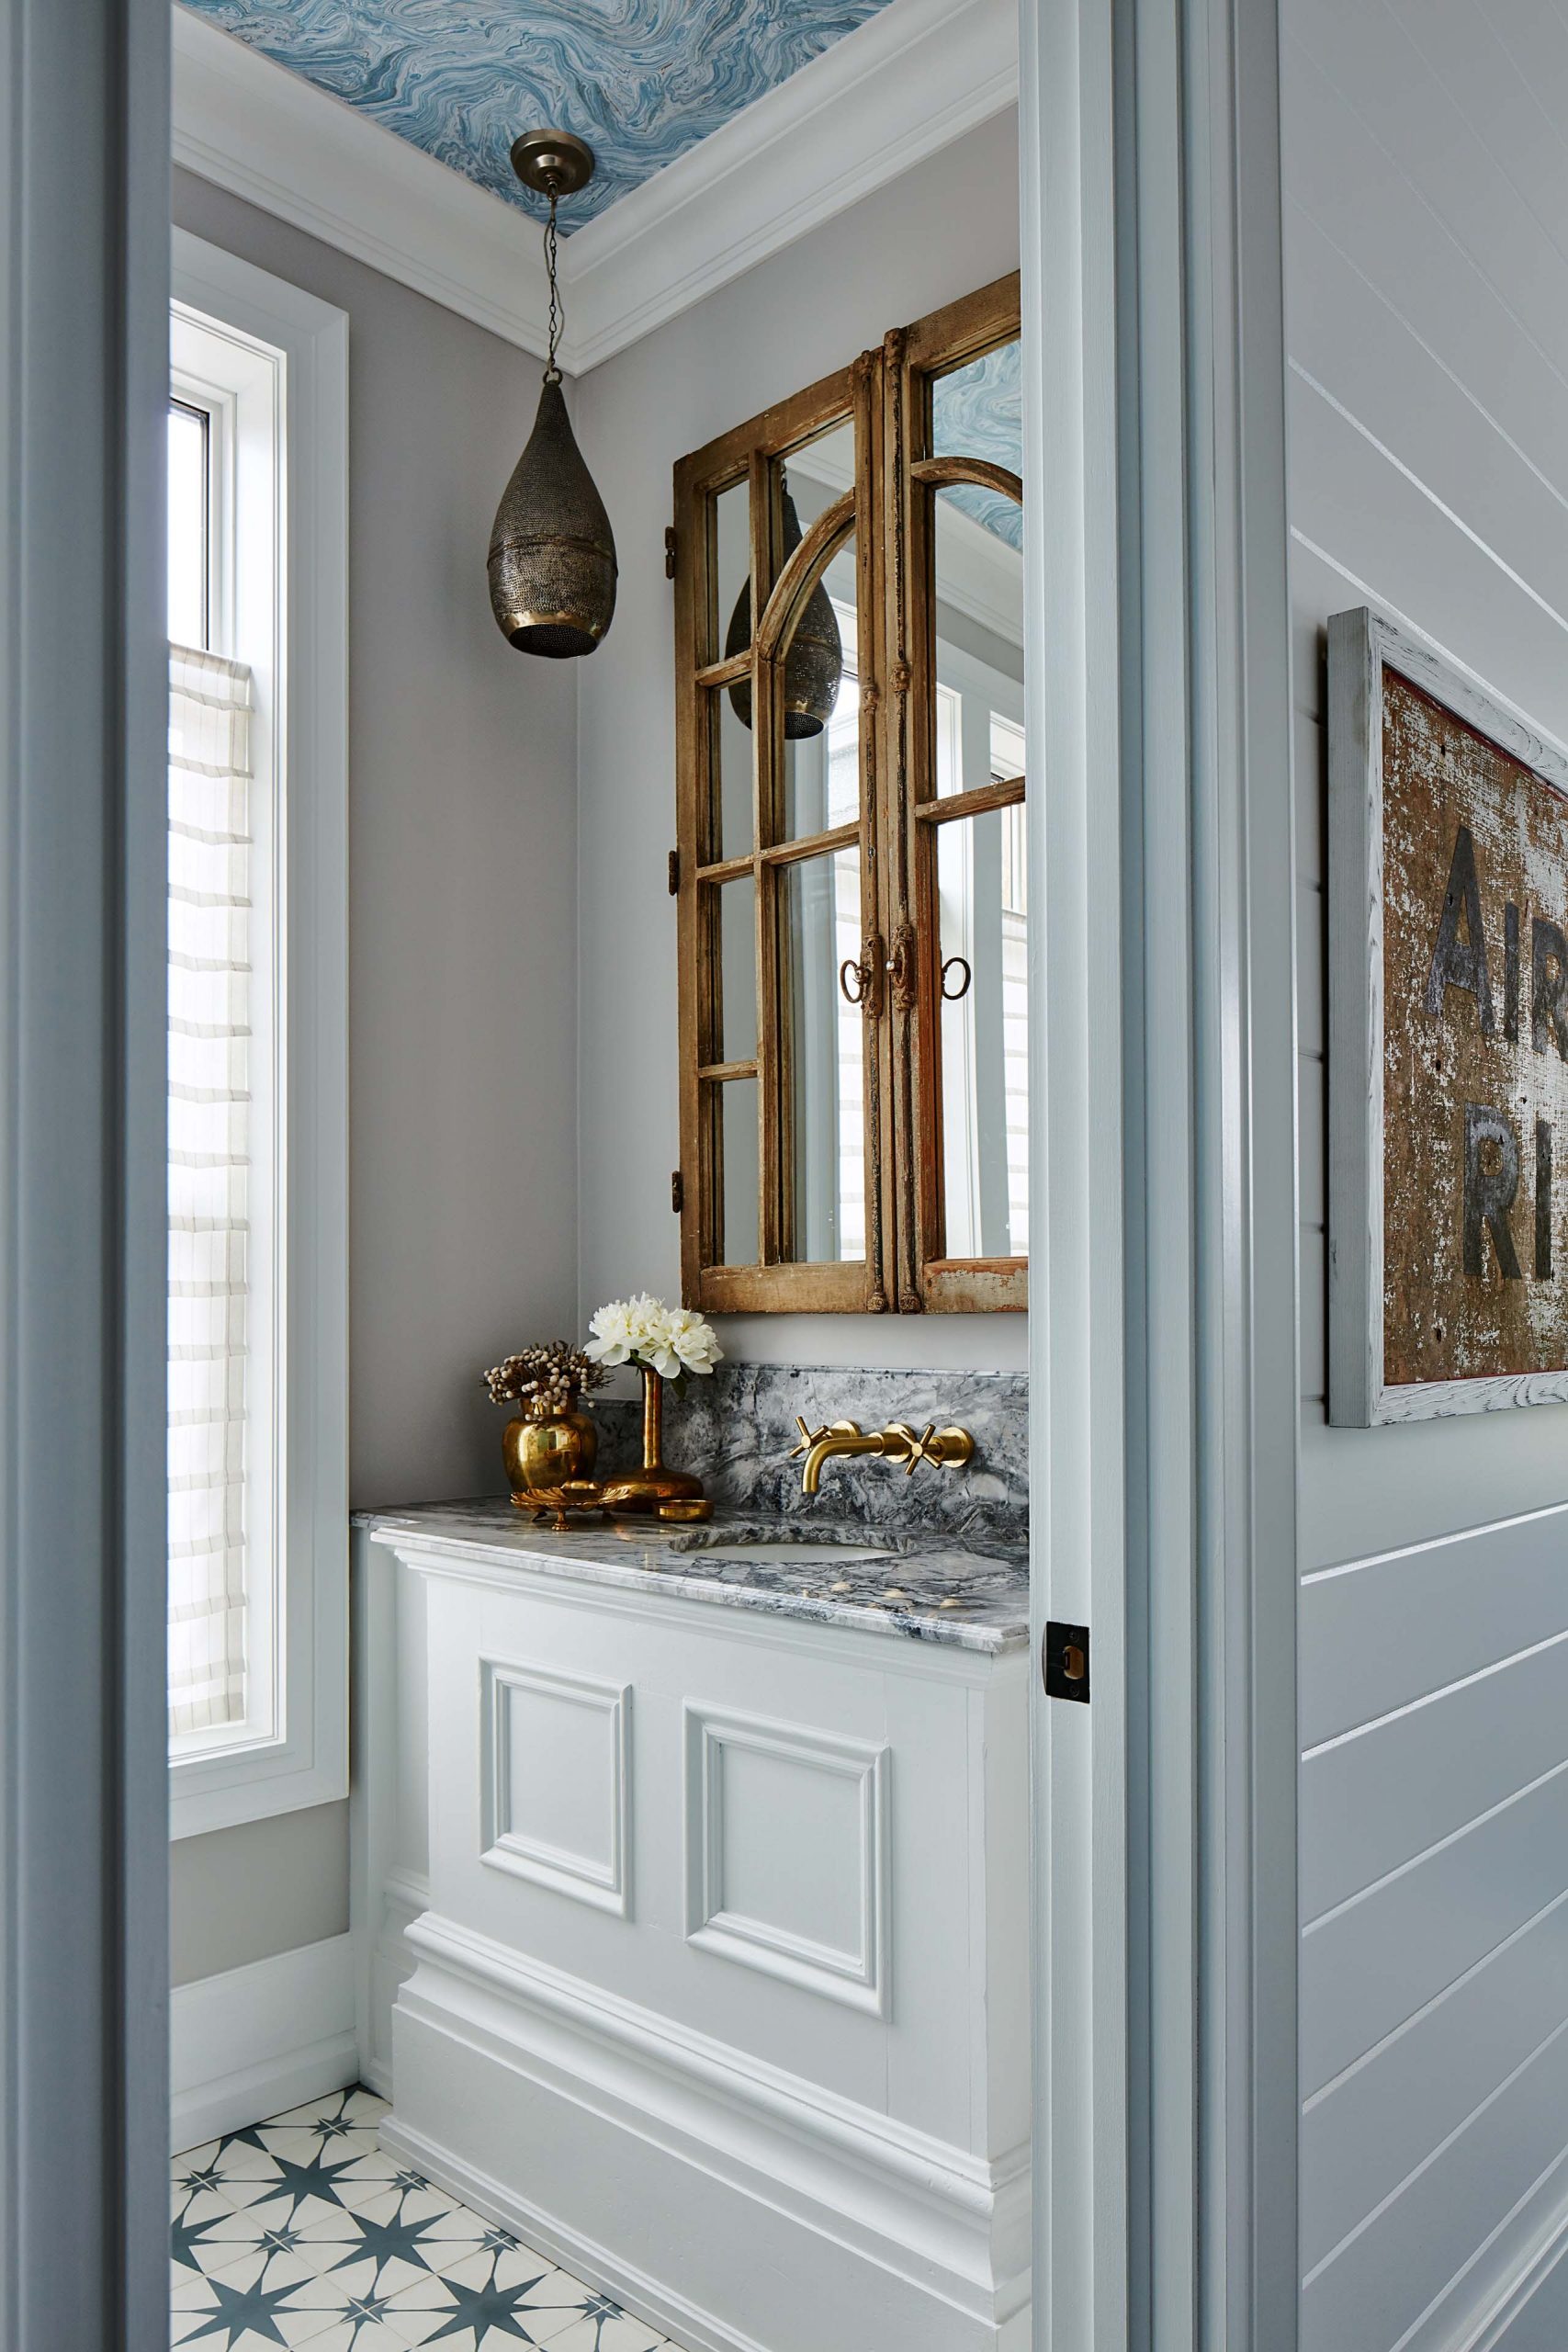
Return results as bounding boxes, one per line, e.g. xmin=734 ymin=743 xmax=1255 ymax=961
xmin=389 ymin=1907 xmax=1030 ymax=2352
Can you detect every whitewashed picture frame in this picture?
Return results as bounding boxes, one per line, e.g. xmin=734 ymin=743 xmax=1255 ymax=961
xmin=1328 ymin=605 xmax=1568 ymax=1425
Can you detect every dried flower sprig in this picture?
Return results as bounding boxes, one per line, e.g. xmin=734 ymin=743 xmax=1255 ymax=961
xmin=482 ymin=1340 xmax=609 ymax=1413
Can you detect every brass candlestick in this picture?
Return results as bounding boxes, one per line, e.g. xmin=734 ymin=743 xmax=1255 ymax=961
xmin=601 ymin=1365 xmax=705 ymax=1515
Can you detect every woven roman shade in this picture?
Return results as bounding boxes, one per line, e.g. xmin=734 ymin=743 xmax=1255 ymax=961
xmin=166 ymin=644 xmax=254 ymax=1739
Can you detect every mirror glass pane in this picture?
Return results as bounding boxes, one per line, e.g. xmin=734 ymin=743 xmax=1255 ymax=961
xmin=930 ymin=490 xmax=1023 ymax=798
xmin=713 ymin=475 xmax=750 ymax=663
xmin=710 ymin=684 xmax=752 ymax=861
xmin=931 ymin=335 xmax=1021 ymax=476
xmin=936 ymin=804 xmax=1028 ymax=1260
xmin=717 ymin=1077 xmax=760 ymax=1266
xmin=929 ymin=337 xmax=1023 ymax=800
xmin=713 ymin=874 xmax=756 ymax=1064
xmin=780 ymin=848 xmax=865 ymax=1263
xmin=777 ymin=529 xmax=859 ymax=842
xmin=791 ymin=416 xmax=855 ymax=494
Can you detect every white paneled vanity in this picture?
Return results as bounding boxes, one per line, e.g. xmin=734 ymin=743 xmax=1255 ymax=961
xmin=351 ymin=1502 xmax=1030 ymax=2352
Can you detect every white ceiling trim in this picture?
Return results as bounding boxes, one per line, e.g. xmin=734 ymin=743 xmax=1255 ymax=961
xmin=172 ymin=0 xmax=1018 ymax=377
xmin=559 ymin=0 xmax=1019 ymax=370
xmin=172 ymin=10 xmax=553 ymax=355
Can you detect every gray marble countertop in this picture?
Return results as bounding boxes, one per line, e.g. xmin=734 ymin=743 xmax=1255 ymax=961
xmin=355 ymin=1498 xmax=1030 ymax=1656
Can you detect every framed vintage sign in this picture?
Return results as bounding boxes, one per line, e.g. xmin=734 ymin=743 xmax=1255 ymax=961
xmin=1329 ymin=606 xmax=1568 ymax=1423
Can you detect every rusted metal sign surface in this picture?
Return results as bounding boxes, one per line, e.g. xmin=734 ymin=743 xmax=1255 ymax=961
xmin=1382 ymin=670 xmax=1568 ymax=1383
xmin=1328 ymin=607 xmax=1568 ymax=1423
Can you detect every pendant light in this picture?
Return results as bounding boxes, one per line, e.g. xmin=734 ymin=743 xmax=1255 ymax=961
xmin=724 ymin=481 xmax=842 ymax=738
xmin=488 ymin=130 xmax=617 ymax=658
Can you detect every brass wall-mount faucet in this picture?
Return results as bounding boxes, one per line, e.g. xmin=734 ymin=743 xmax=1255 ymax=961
xmin=790 ymin=1416 xmax=976 ymax=1498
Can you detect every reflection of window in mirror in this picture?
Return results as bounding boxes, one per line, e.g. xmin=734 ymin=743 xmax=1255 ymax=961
xmin=671 ymin=273 xmax=1023 ymax=1314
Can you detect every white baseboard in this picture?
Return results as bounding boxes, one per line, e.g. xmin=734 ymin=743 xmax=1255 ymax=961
xmin=378 ymin=2113 xmax=772 ymax=2352
xmin=172 ymin=1932 xmax=359 ymax=2152
xmin=391 ymin=1909 xmax=1028 ymax=2352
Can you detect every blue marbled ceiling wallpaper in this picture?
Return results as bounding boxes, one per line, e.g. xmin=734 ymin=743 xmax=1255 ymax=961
xmin=932 ymin=338 xmax=1022 ymax=549
xmin=178 ymin=0 xmax=898 ymax=226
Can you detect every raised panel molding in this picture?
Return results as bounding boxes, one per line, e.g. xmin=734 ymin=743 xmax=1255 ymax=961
xmin=172 ymin=0 xmax=1018 ymax=375
xmin=683 ymin=1703 xmax=889 ymax=2015
xmin=481 ymin=1658 xmax=631 ymax=1917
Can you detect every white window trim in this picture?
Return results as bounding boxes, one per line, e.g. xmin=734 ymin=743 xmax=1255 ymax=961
xmin=169 ymin=228 xmax=349 ymax=1839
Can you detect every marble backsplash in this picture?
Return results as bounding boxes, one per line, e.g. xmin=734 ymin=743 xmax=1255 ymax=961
xmin=592 ymin=1363 xmax=1028 ymax=1546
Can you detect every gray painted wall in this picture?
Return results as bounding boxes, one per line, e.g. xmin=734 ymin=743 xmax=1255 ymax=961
xmin=169 ymin=120 xmax=1027 ymax=1989
xmin=1282 ymin=5 xmax=1568 ymax=2343
xmin=170 ymin=172 xmax=579 ymax=1982
xmin=170 ymin=1803 xmax=348 ymax=1989
xmin=572 ymin=117 xmax=1025 ymax=1371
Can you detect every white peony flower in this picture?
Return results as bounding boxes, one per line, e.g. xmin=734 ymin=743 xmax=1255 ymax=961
xmin=584 ymin=1294 xmax=722 ymax=1380
xmin=586 ymin=1292 xmax=662 ymax=1365
xmin=662 ymin=1306 xmax=721 ymax=1375
xmin=583 ymin=1297 xmax=638 ymax=1366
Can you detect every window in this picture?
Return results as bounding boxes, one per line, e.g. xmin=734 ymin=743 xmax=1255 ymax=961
xmin=167 ymin=232 xmax=349 ymax=1838
xmin=671 ymin=275 xmax=1025 ymax=1313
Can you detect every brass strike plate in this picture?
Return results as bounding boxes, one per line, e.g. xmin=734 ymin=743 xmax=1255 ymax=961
xmin=1043 ymin=1621 xmax=1090 ymax=1703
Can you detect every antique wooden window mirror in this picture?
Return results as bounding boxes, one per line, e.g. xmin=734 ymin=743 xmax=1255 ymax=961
xmin=671 ymin=273 xmax=1024 ymax=1315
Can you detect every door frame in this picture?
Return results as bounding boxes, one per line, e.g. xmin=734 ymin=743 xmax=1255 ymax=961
xmin=1022 ymin=0 xmax=1300 ymax=2344
xmin=0 ymin=0 xmax=171 ymax=2342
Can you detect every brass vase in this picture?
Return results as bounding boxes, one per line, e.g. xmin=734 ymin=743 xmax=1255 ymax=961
xmin=601 ymin=1366 xmax=704 ymax=1515
xmin=504 ymin=1398 xmax=598 ymax=1504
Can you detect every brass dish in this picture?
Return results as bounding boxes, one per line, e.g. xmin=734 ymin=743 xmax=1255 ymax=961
xmin=511 ymin=1479 xmax=608 ymax=1531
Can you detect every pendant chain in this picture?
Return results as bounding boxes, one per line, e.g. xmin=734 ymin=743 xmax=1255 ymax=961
xmin=543 ymin=181 xmax=564 ymax=384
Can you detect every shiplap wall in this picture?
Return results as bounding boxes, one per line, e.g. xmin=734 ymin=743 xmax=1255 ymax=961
xmin=1285 ymin=3 xmax=1568 ymax=2345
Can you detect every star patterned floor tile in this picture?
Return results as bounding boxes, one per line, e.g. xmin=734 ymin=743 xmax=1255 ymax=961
xmin=171 ymin=2088 xmax=689 ymax=2352
xmin=547 ymin=2312 xmax=665 ymax=2352
xmin=397 ymin=2249 xmax=598 ymax=2343
xmin=291 ymin=2323 xmax=442 ymax=2352
xmin=255 ymin=2127 xmax=399 ymax=2175
xmin=338 ymin=2180 xmax=488 ymax=2242
xmin=172 ymin=2255 xmax=344 ymax=2347
xmin=200 ymin=2206 xmax=378 ymax=2277
xmin=265 ymin=2089 xmax=389 ymax=2137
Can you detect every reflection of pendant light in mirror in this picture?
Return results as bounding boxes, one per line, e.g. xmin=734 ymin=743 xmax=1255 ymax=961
xmin=725 ymin=485 xmax=842 ymax=738
xmin=488 ymin=130 xmax=617 ymax=658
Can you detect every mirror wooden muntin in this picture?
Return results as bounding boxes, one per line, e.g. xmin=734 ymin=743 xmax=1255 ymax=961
xmin=671 ymin=272 xmax=1024 ymax=1314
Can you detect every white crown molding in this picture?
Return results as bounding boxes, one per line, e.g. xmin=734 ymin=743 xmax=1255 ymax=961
xmin=560 ymin=0 xmax=1018 ymax=370
xmin=172 ymin=8 xmax=552 ymax=357
xmin=172 ymin=0 xmax=1018 ymax=376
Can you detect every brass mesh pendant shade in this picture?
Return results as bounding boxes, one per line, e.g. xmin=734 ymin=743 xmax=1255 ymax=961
xmin=726 ymin=488 xmax=842 ymax=738
xmin=489 ymin=128 xmax=617 ymax=659
xmin=488 ymin=378 xmax=617 ymax=657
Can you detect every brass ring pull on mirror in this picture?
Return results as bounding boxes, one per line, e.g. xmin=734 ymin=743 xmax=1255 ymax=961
xmin=839 ymin=957 xmax=868 ymax=1006
xmin=941 ymin=955 xmax=973 ymax=1002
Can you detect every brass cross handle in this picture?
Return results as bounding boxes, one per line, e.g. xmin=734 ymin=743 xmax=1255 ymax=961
xmin=789 ymin=1415 xmax=833 ymax=1459
xmin=887 ymin=1421 xmax=976 ymax=1476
